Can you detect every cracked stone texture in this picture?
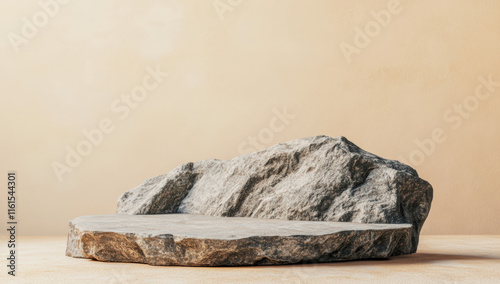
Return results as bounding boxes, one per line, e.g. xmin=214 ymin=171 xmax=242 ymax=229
xmin=66 ymin=214 xmax=413 ymax=266
xmin=116 ymin=136 xmax=433 ymax=254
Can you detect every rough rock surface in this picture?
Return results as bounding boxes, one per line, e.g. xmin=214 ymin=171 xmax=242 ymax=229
xmin=66 ymin=214 xmax=413 ymax=266
xmin=117 ymin=136 xmax=433 ymax=253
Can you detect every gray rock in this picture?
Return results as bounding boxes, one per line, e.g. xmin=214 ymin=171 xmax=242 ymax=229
xmin=66 ymin=214 xmax=413 ymax=266
xmin=116 ymin=136 xmax=433 ymax=254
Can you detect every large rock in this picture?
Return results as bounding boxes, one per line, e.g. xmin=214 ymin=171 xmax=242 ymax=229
xmin=66 ymin=214 xmax=413 ymax=266
xmin=117 ymin=136 xmax=433 ymax=253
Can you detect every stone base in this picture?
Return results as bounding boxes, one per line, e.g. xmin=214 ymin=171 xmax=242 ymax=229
xmin=66 ymin=214 xmax=413 ymax=266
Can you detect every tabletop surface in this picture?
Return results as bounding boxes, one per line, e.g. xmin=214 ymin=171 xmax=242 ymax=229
xmin=2 ymin=235 xmax=500 ymax=283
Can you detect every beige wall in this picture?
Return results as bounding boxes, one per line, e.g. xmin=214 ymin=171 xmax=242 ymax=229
xmin=1 ymin=0 xmax=499 ymax=235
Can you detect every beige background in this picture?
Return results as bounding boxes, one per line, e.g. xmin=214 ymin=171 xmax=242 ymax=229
xmin=0 ymin=0 xmax=499 ymax=236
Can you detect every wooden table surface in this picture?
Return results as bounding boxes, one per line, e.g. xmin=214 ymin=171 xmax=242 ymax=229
xmin=2 ymin=235 xmax=499 ymax=283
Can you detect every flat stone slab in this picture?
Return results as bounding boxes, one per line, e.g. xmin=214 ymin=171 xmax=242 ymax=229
xmin=66 ymin=214 xmax=413 ymax=266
